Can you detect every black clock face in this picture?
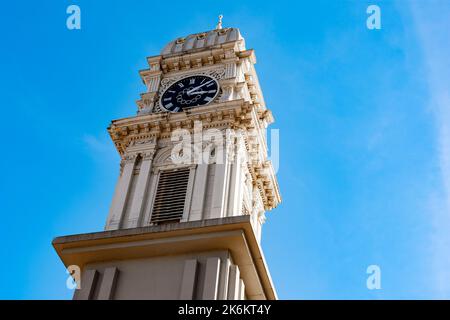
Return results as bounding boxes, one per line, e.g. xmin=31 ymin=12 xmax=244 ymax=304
xmin=160 ymin=75 xmax=219 ymax=112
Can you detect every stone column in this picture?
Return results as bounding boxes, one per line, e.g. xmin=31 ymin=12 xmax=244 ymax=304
xmin=179 ymin=259 xmax=198 ymax=299
xmin=97 ymin=267 xmax=119 ymax=300
xmin=210 ymin=137 xmax=233 ymax=219
xmin=73 ymin=269 xmax=98 ymax=300
xmin=181 ymin=166 xmax=196 ymax=222
xmin=227 ymin=140 xmax=244 ymax=217
xmin=126 ymin=150 xmax=154 ymax=228
xmin=202 ymin=257 xmax=221 ymax=300
xmin=210 ymin=161 xmax=229 ymax=218
xmin=227 ymin=264 xmax=241 ymax=300
xmin=189 ymin=163 xmax=208 ymax=221
xmin=105 ymin=154 xmax=137 ymax=230
xmin=141 ymin=168 xmax=158 ymax=226
xmin=218 ymin=257 xmax=231 ymax=300
xmin=238 ymin=279 xmax=246 ymax=300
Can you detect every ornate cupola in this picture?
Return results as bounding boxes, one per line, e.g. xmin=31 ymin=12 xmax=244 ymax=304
xmin=53 ymin=17 xmax=281 ymax=300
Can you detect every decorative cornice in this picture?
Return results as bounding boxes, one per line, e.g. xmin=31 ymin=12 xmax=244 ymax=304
xmin=110 ymin=100 xmax=252 ymax=152
xmin=109 ymin=98 xmax=281 ymax=210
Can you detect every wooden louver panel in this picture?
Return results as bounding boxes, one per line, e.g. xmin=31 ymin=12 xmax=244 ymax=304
xmin=151 ymin=168 xmax=190 ymax=224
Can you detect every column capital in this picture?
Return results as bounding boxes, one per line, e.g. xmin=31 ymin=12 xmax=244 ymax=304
xmin=121 ymin=153 xmax=138 ymax=165
xmin=141 ymin=149 xmax=156 ymax=161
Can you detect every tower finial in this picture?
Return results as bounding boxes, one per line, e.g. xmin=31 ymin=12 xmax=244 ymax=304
xmin=216 ymin=14 xmax=223 ymax=30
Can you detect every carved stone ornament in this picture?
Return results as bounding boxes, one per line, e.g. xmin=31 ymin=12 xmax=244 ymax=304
xmin=122 ymin=153 xmax=138 ymax=164
xmin=141 ymin=150 xmax=155 ymax=160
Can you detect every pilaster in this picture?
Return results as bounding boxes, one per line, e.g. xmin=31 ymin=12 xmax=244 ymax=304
xmin=125 ymin=150 xmax=155 ymax=228
xmin=105 ymin=153 xmax=137 ymax=230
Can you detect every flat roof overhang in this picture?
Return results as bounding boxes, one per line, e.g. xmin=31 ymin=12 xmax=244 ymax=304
xmin=52 ymin=215 xmax=277 ymax=300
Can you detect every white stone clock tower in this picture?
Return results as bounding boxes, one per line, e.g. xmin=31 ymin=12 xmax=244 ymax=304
xmin=53 ymin=18 xmax=281 ymax=300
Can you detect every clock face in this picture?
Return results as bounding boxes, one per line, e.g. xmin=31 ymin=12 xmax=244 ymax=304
xmin=160 ymin=75 xmax=219 ymax=112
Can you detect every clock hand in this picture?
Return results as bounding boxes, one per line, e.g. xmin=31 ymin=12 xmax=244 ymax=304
xmin=187 ymin=80 xmax=213 ymax=95
xmin=186 ymin=90 xmax=209 ymax=95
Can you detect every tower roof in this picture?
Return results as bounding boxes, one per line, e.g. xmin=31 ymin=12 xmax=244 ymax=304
xmin=160 ymin=27 xmax=245 ymax=56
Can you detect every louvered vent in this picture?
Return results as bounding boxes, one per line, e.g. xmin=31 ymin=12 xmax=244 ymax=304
xmin=151 ymin=168 xmax=190 ymax=224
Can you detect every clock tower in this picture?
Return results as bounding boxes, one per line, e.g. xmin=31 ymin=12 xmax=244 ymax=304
xmin=53 ymin=18 xmax=281 ymax=300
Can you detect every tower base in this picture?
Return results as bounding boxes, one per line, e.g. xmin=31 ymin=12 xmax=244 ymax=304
xmin=52 ymin=216 xmax=277 ymax=300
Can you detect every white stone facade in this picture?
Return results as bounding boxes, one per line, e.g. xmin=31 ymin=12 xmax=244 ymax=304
xmin=53 ymin=24 xmax=281 ymax=300
xmin=105 ymin=27 xmax=281 ymax=244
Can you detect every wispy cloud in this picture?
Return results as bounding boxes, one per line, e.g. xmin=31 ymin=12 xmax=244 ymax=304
xmin=410 ymin=1 xmax=450 ymax=297
xmin=83 ymin=133 xmax=117 ymax=160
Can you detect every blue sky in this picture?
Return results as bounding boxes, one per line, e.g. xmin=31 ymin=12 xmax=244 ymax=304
xmin=0 ymin=0 xmax=449 ymax=299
